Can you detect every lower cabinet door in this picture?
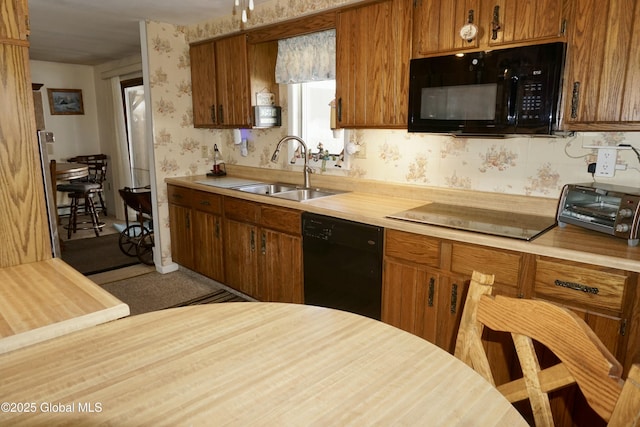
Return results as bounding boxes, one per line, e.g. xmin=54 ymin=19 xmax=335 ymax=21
xmin=192 ymin=211 xmax=225 ymax=283
xmin=261 ymin=228 xmax=302 ymax=303
xmin=224 ymin=219 xmax=259 ymax=298
xmin=169 ymin=204 xmax=194 ymax=270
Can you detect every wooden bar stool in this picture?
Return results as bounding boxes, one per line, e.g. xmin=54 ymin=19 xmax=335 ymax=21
xmin=56 ymin=178 xmax=105 ymax=239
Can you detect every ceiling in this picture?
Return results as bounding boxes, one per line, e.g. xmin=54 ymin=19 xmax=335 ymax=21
xmin=28 ymin=0 xmax=268 ymax=65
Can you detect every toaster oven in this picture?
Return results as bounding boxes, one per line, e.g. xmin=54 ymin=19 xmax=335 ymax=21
xmin=557 ymin=183 xmax=640 ymax=246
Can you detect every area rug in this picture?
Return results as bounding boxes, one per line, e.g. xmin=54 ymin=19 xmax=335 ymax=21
xmin=61 ymin=233 xmax=140 ymax=275
xmin=100 ymin=270 xmax=247 ymax=315
xmin=170 ymin=289 xmax=247 ymax=306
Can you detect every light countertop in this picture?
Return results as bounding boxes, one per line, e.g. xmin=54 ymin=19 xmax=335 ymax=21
xmin=166 ymin=171 xmax=640 ymax=273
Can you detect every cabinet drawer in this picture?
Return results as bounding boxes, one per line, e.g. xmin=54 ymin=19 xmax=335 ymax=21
xmin=261 ymin=205 xmax=301 ymax=235
xmin=192 ymin=191 xmax=222 ymax=215
xmin=167 ymin=185 xmax=192 ymax=207
xmin=224 ymin=197 xmax=260 ymax=223
xmin=384 ymin=230 xmax=440 ymax=268
xmin=451 ymin=244 xmax=521 ymax=288
xmin=534 ymin=259 xmax=628 ymax=312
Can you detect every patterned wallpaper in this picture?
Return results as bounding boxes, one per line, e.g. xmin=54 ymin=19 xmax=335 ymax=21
xmin=145 ymin=0 xmax=640 ymax=268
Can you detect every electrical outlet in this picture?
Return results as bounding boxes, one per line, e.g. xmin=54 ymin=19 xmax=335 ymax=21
xmin=201 ymin=145 xmax=209 ymax=159
xmin=595 ymin=148 xmax=617 ymax=177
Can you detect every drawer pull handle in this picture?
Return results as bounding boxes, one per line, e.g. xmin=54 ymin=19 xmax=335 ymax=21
xmin=427 ymin=277 xmax=435 ymax=307
xmin=554 ymin=279 xmax=599 ymax=295
xmin=199 ymin=200 xmax=211 ymax=206
xmin=450 ymin=283 xmax=458 ymax=314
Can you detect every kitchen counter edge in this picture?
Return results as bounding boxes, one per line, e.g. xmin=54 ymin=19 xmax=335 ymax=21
xmin=165 ymin=175 xmax=640 ymax=273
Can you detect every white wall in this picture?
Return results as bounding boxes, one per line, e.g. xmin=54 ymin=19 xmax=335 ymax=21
xmin=29 ymin=61 xmax=101 ymax=161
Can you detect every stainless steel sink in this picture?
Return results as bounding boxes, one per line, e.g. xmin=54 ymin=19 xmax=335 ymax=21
xmin=234 ymin=182 xmax=298 ymax=195
xmin=234 ymin=182 xmax=345 ymax=201
xmin=270 ymin=188 xmax=344 ymax=202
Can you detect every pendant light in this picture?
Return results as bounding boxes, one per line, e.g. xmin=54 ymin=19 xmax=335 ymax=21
xmin=234 ymin=0 xmax=254 ymax=23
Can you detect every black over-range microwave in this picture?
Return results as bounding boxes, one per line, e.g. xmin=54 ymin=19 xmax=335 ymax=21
xmin=408 ymin=42 xmax=566 ymax=136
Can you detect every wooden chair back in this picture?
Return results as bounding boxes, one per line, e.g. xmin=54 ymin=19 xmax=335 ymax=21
xmin=67 ymin=154 xmax=107 ymax=184
xmin=455 ymin=271 xmax=638 ymax=426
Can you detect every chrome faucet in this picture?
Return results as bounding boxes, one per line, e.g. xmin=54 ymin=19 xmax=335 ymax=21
xmin=271 ymin=135 xmax=312 ymax=189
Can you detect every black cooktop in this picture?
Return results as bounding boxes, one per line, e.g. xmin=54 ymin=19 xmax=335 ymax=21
xmin=387 ymin=203 xmax=557 ymax=241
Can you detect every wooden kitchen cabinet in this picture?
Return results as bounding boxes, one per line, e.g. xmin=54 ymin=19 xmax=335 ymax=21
xmin=533 ymin=257 xmax=631 ymax=360
xmin=562 ymin=0 xmax=640 ymax=130
xmin=190 ymin=34 xmax=252 ymax=128
xmin=412 ymin=0 xmax=567 ymax=57
xmin=335 ymin=0 xmax=411 ymax=128
xmin=382 ymin=230 xmax=514 ymax=353
xmin=167 ymin=185 xmax=225 ymax=281
xmin=223 ymin=197 xmax=302 ymax=302
xmin=191 ymin=191 xmax=225 ymax=282
xmin=168 ymin=185 xmax=195 ymax=270
xmin=531 ymin=256 xmax=636 ymax=426
xmin=382 ymin=228 xmax=640 ymax=426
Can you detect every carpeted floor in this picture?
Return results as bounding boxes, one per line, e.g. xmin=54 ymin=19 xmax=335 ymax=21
xmin=99 ymin=269 xmax=248 ymax=315
xmin=61 ymin=233 xmax=140 ymax=275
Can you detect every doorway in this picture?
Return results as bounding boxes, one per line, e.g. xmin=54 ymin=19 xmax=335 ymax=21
xmin=121 ymin=78 xmax=150 ymax=188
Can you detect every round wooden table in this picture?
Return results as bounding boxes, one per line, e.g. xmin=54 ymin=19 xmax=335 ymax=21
xmin=54 ymin=162 xmax=88 ymax=181
xmin=0 ymin=303 xmax=526 ymax=426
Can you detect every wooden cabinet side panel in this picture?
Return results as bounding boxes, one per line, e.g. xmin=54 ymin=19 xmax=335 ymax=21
xmin=0 ymin=43 xmax=51 ymax=267
xmin=248 ymin=41 xmax=279 ymax=107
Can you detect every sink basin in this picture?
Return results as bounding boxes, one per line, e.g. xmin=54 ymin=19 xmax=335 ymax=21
xmin=234 ymin=182 xmax=298 ymax=195
xmin=270 ymin=188 xmax=344 ymax=202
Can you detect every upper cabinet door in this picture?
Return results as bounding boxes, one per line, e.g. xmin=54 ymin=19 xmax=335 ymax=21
xmin=190 ymin=42 xmax=217 ymax=127
xmin=190 ymin=34 xmax=252 ymax=128
xmin=412 ymin=0 xmax=567 ymax=58
xmin=486 ymin=0 xmax=567 ymax=47
xmin=413 ymin=0 xmax=481 ymax=56
xmin=336 ymin=0 xmax=411 ymax=128
xmin=563 ymin=0 xmax=640 ymax=129
xmin=1 ymin=0 xmax=29 ymax=42
xmin=214 ymin=34 xmax=251 ymax=128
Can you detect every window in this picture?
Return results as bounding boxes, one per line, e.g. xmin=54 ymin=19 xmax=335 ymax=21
xmin=288 ymin=80 xmax=347 ymax=170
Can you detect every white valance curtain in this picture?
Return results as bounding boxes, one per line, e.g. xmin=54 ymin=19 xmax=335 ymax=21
xmin=275 ymin=29 xmax=336 ymax=84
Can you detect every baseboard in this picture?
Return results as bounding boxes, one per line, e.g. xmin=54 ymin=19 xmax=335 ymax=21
xmin=156 ymin=262 xmax=180 ymax=274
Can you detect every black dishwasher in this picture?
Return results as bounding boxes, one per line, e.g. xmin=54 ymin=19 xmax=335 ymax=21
xmin=302 ymin=212 xmax=384 ymax=320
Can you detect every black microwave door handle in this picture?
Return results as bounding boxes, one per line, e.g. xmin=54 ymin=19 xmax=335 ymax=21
xmin=508 ymin=75 xmax=519 ymax=124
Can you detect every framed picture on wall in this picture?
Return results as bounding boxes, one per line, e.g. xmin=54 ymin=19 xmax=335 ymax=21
xmin=47 ymin=88 xmax=84 ymax=115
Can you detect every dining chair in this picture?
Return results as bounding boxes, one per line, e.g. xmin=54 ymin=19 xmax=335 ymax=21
xmin=67 ymin=154 xmax=108 ymax=215
xmin=55 ymin=162 xmax=104 ymax=239
xmin=454 ymin=271 xmax=640 ymax=427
